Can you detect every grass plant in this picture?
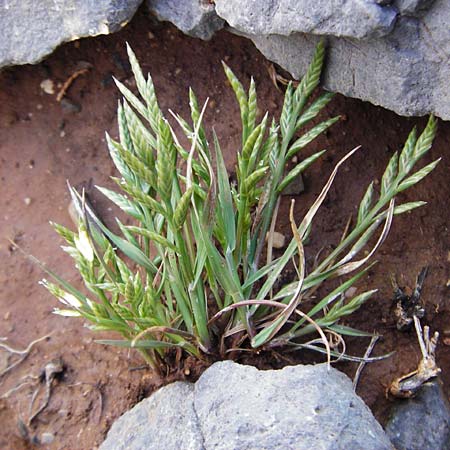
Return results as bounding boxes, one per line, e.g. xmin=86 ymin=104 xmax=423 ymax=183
xmin=41 ymin=42 xmax=439 ymax=373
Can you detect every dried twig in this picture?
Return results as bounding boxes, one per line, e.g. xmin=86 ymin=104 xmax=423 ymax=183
xmin=353 ymin=334 xmax=380 ymax=390
xmin=0 ymin=333 xmax=53 ymax=379
xmin=56 ymin=68 xmax=89 ymax=102
xmin=28 ymin=358 xmax=64 ymax=424
xmin=388 ymin=315 xmax=441 ymax=398
xmin=267 ymin=63 xmax=299 ymax=90
xmin=1 ymin=380 xmax=33 ymax=399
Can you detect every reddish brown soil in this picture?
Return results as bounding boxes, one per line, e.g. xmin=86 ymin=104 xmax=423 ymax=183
xmin=0 ymin=8 xmax=449 ymax=450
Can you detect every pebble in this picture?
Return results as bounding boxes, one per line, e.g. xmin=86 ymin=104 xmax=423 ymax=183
xmin=75 ymin=60 xmax=93 ymax=71
xmin=40 ymin=79 xmax=55 ymax=95
xmin=266 ymin=231 xmax=286 ymax=249
xmin=125 ymin=77 xmax=137 ymax=89
xmin=345 ymin=287 xmax=358 ymax=298
xmin=40 ymin=432 xmax=55 ymax=444
xmin=60 ymin=98 xmax=81 ymax=113
xmin=24 ymin=197 xmax=31 ymax=206
xmin=281 ymin=173 xmax=305 ymax=196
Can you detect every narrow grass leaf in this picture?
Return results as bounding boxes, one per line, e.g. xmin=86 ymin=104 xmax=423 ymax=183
xmin=357 ymin=182 xmax=374 ymax=225
xmin=286 ymin=117 xmax=339 ymax=159
xmin=397 ymin=158 xmax=440 ymax=192
xmin=277 ymin=150 xmax=326 ymax=193
xmin=296 ymin=92 xmax=335 ymax=130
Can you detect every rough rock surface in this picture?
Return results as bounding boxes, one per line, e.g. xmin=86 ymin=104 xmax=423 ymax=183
xmin=147 ymin=0 xmax=224 ymax=40
xmin=100 ymin=382 xmax=204 ymax=450
xmin=100 ymin=361 xmax=392 ymax=450
xmin=216 ymin=0 xmax=449 ymax=120
xmin=385 ymin=379 xmax=450 ymax=450
xmin=214 ymin=0 xmax=397 ymax=40
xmin=394 ymin=0 xmax=436 ymax=16
xmin=2 ymin=0 xmax=448 ymax=119
xmin=0 ymin=0 xmax=142 ymax=68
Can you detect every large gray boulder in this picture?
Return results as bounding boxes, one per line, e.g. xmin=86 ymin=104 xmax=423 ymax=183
xmin=100 ymin=361 xmax=393 ymax=450
xmin=214 ymin=0 xmax=397 ymax=40
xmin=214 ymin=0 xmax=450 ymax=120
xmin=0 ymin=0 xmax=143 ymax=68
xmin=146 ymin=0 xmax=224 ymax=40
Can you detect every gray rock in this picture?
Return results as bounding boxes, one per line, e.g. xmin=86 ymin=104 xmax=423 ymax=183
xmin=100 ymin=382 xmax=204 ymax=450
xmin=101 ymin=361 xmax=392 ymax=450
xmin=281 ymin=173 xmax=305 ymax=196
xmin=147 ymin=0 xmax=224 ymax=40
xmin=233 ymin=0 xmax=450 ymax=120
xmin=0 ymin=0 xmax=142 ymax=68
xmin=39 ymin=432 xmax=55 ymax=445
xmin=394 ymin=0 xmax=436 ymax=16
xmin=215 ymin=0 xmax=398 ymax=40
xmin=60 ymin=98 xmax=81 ymax=114
xmin=385 ymin=379 xmax=450 ymax=450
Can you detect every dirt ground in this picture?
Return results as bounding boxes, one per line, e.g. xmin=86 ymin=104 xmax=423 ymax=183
xmin=0 ymin=8 xmax=449 ymax=450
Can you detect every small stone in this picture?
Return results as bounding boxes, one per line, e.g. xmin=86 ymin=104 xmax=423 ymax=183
xmin=40 ymin=432 xmax=55 ymax=444
xmin=291 ymin=155 xmax=298 ymax=164
xmin=24 ymin=197 xmax=31 ymax=206
xmin=4 ymin=311 xmax=10 ymax=320
xmin=75 ymin=60 xmax=93 ymax=71
xmin=36 ymin=103 xmax=43 ymax=110
xmin=60 ymin=98 xmax=81 ymax=113
xmin=40 ymin=79 xmax=55 ymax=95
xmin=281 ymin=172 xmax=305 ymax=196
xmin=125 ymin=77 xmax=137 ymax=89
xmin=345 ymin=286 xmax=358 ymax=298
xmin=58 ymin=409 xmax=69 ymax=417
xmin=60 ymin=130 xmax=66 ymax=138
xmin=148 ymin=31 xmax=155 ymax=40
xmin=175 ymin=67 xmax=182 ymax=75
xmin=266 ymin=231 xmax=286 ymax=249
xmin=147 ymin=0 xmax=225 ymax=40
